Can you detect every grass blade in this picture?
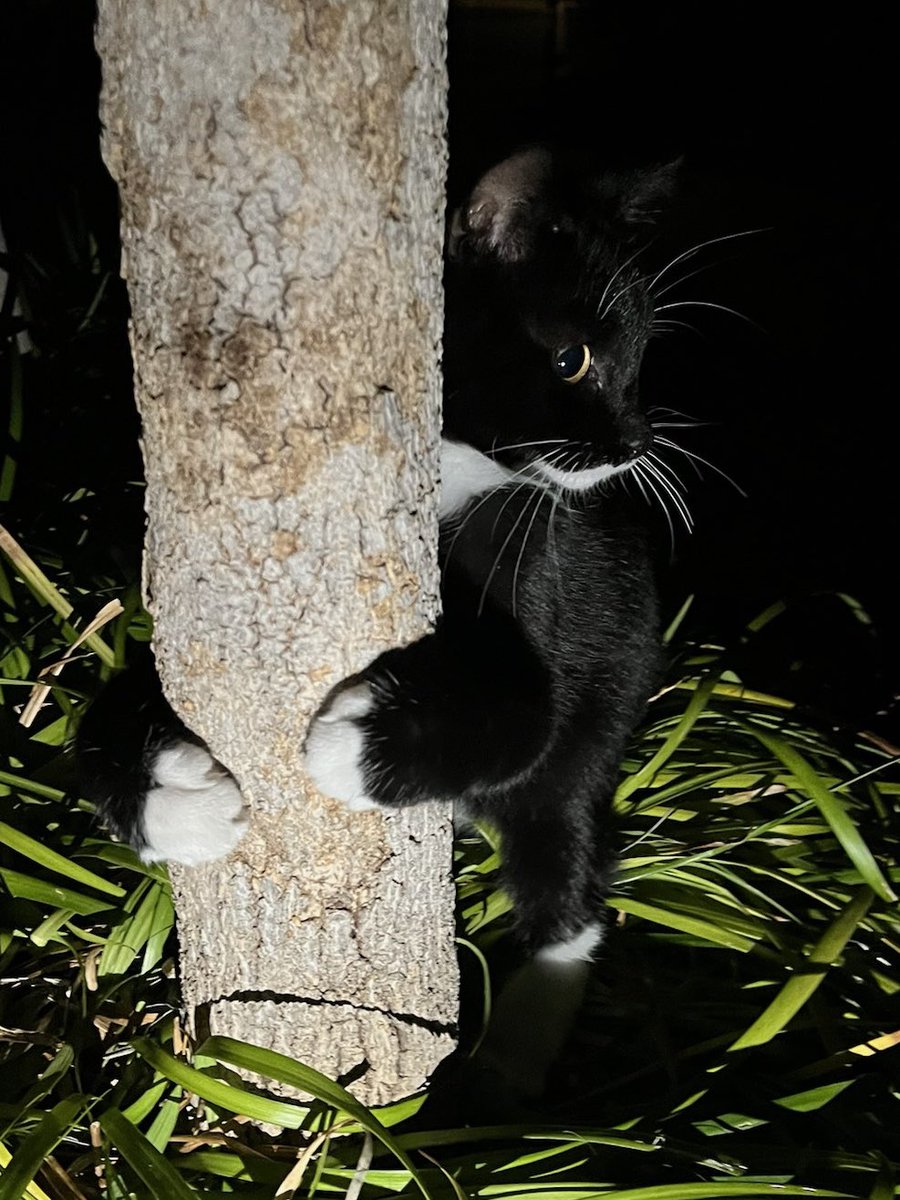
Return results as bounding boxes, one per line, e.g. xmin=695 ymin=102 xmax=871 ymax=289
xmin=530 ymin=1188 xmax=849 ymax=1200
xmin=144 ymin=1097 xmax=181 ymax=1152
xmin=130 ymin=1037 xmax=309 ymax=1128
xmin=0 ymin=1097 xmax=84 ymax=1200
xmin=742 ymin=723 xmax=896 ymax=901
xmin=0 ymin=868 xmax=116 ymax=916
xmin=99 ymin=878 xmax=172 ymax=977
xmin=0 ymin=524 xmax=116 ymax=668
xmin=616 ymin=677 xmax=717 ymax=804
xmin=728 ymin=886 xmax=874 ymax=1051
xmin=98 ymin=1108 xmax=196 ymax=1200
xmin=612 ymin=897 xmax=756 ymax=951
xmin=0 ymin=821 xmax=125 ymax=898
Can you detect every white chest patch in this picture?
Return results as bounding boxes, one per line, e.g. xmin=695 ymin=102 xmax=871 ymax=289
xmin=439 ymin=439 xmax=515 ymax=520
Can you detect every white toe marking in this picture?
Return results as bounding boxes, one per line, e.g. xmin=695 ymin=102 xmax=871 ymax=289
xmin=141 ymin=743 xmax=249 ymax=866
xmin=305 ymin=684 xmax=382 ymax=812
xmin=535 ymin=922 xmax=604 ymax=965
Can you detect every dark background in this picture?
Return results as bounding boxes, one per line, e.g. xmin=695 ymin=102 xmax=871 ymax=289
xmin=1 ymin=2 xmax=897 ymax=735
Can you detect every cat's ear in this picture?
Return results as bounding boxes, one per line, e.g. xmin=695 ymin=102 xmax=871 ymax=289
xmin=448 ymin=147 xmax=554 ymax=262
xmin=618 ymin=157 xmax=683 ymax=226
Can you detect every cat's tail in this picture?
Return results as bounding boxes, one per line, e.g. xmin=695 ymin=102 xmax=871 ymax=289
xmin=76 ymin=649 xmax=249 ymax=864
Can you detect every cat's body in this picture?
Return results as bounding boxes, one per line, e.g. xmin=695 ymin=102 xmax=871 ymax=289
xmin=308 ymin=452 xmax=660 ymax=951
xmin=78 ymin=147 xmax=675 ymax=1094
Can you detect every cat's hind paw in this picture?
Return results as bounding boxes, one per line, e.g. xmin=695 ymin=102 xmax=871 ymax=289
xmin=142 ymin=742 xmax=249 ymax=865
xmin=304 ymin=683 xmax=384 ymax=812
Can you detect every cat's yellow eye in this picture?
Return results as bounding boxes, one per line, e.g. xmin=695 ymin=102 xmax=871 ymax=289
xmin=553 ymin=343 xmax=592 ymax=384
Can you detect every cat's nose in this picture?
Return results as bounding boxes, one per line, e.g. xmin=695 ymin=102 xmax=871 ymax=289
xmin=619 ymin=419 xmax=651 ymax=457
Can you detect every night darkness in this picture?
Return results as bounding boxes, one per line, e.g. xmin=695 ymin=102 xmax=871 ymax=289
xmin=1 ymin=2 xmax=897 ymax=737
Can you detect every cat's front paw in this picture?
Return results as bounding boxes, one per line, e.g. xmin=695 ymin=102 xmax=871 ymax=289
xmin=304 ymin=683 xmax=384 ymax=813
xmin=142 ymin=742 xmax=249 ymax=865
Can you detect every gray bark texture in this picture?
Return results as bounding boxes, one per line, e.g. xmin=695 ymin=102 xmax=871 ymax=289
xmin=95 ymin=0 xmax=456 ymax=1105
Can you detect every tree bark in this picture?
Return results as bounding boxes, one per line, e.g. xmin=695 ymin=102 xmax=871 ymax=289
xmin=95 ymin=0 xmax=455 ymax=1105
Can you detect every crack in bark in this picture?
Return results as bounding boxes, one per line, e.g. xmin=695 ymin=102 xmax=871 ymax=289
xmin=205 ymin=990 xmax=457 ymax=1038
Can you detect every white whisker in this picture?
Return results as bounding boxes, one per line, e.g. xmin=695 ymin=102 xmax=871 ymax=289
xmin=634 ymin=461 xmax=676 ymax=557
xmin=651 ymin=317 xmax=706 ymax=339
xmin=487 ymin=438 xmax=568 ymax=456
xmin=443 ymin=460 xmax=537 ymax=567
xmin=649 ymin=406 xmax=702 ymax=423
xmin=490 ymin=477 xmax=539 ymax=540
xmin=655 ymin=299 xmax=764 ymax=332
xmin=596 ymin=243 xmax=650 ymax=318
xmin=654 ymin=436 xmax=747 ymax=497
xmin=650 ymin=420 xmax=708 ymax=430
xmin=653 ymin=261 xmax=721 ymax=300
xmin=629 ymin=465 xmax=651 ymax=508
xmin=647 ymin=450 xmax=690 ymax=495
xmin=599 ymin=271 xmax=654 ymax=321
xmin=648 ymin=228 xmax=770 ymax=295
xmin=478 ymin=488 xmax=543 ymax=618
xmin=546 ymin=488 xmax=564 ymax=586
xmin=654 ymin=439 xmax=704 ymax=482
xmin=511 ymin=487 xmax=549 ymax=617
xmin=641 ymin=457 xmax=693 ymax=532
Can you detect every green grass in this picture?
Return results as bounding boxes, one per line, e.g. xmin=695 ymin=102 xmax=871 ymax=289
xmin=0 ymin=528 xmax=898 ymax=1198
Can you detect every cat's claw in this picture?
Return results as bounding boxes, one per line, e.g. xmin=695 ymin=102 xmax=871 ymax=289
xmin=141 ymin=742 xmax=249 ymax=865
xmin=305 ymin=683 xmax=383 ymax=812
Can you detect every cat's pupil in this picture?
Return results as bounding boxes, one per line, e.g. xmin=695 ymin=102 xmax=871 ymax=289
xmin=554 ymin=343 xmax=591 ymax=384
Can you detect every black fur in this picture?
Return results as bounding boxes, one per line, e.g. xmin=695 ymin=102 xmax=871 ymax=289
xmin=78 ymin=147 xmax=671 ymax=956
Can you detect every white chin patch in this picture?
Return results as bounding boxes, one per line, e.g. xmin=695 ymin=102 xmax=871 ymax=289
xmin=533 ymin=458 xmax=635 ymax=492
xmin=142 ymin=742 xmax=249 ymax=866
xmin=304 ymin=683 xmax=383 ymax=812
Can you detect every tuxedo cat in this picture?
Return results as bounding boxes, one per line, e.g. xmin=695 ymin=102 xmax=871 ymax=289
xmin=78 ymin=147 xmax=675 ymax=1092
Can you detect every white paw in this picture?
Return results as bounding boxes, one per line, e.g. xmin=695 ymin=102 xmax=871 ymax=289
xmin=304 ymin=683 xmax=383 ymax=812
xmin=141 ymin=742 xmax=249 ymax=866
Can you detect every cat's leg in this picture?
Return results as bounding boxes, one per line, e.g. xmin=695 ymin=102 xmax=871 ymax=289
xmin=475 ymin=793 xmax=614 ymax=1099
xmin=304 ymin=617 xmax=552 ymax=813
xmin=76 ymin=653 xmax=249 ymax=865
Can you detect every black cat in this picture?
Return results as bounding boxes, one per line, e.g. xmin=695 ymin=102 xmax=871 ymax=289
xmin=78 ymin=147 xmax=678 ymax=1092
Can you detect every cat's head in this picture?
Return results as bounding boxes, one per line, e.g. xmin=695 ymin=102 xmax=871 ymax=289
xmin=444 ymin=147 xmax=678 ymax=493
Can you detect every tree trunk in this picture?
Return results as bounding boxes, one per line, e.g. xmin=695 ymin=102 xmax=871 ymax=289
xmin=95 ymin=0 xmax=455 ymax=1105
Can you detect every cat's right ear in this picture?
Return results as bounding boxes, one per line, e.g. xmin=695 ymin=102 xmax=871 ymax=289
xmin=617 ymin=157 xmax=683 ymax=227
